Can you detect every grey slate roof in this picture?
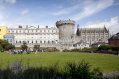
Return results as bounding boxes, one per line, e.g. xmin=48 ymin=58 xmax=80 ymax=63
xmin=109 ymin=32 xmax=119 ymax=40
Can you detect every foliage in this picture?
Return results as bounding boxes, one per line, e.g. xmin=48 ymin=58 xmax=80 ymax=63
xmin=63 ymin=49 xmax=70 ymax=52
xmin=21 ymin=42 xmax=28 ymax=52
xmin=70 ymin=48 xmax=81 ymax=52
xmin=98 ymin=45 xmax=119 ymax=51
xmin=0 ymin=45 xmax=4 ymax=52
xmin=5 ymin=44 xmax=15 ymax=50
xmin=0 ymin=39 xmax=15 ymax=51
xmin=0 ymin=60 xmax=104 ymax=79
xmin=45 ymin=47 xmax=59 ymax=52
xmin=33 ymin=45 xmax=40 ymax=52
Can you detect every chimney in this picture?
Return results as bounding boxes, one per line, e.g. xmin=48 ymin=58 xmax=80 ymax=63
xmin=38 ymin=25 xmax=39 ymax=28
xmin=26 ymin=25 xmax=28 ymax=28
xmin=46 ymin=26 xmax=48 ymax=28
xmin=19 ymin=25 xmax=22 ymax=28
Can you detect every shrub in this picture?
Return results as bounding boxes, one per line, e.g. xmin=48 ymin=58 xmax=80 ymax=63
xmin=0 ymin=60 xmax=104 ymax=79
xmin=65 ymin=60 xmax=103 ymax=79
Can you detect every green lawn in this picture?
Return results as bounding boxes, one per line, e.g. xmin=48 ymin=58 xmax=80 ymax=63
xmin=0 ymin=52 xmax=119 ymax=72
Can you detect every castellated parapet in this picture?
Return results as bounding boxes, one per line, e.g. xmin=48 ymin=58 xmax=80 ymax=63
xmin=56 ymin=20 xmax=75 ymax=27
xmin=56 ymin=20 xmax=75 ymax=49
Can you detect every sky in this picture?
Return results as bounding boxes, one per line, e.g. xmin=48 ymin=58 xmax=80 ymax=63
xmin=0 ymin=0 xmax=119 ymax=33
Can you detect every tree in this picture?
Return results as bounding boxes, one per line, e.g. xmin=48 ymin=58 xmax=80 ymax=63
xmin=34 ymin=45 xmax=40 ymax=52
xmin=0 ymin=45 xmax=4 ymax=52
xmin=0 ymin=39 xmax=15 ymax=51
xmin=21 ymin=42 xmax=28 ymax=52
xmin=4 ymin=44 xmax=15 ymax=50
xmin=76 ymin=28 xmax=80 ymax=36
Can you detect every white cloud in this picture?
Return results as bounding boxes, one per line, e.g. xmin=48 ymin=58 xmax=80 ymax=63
xmin=82 ymin=16 xmax=119 ymax=34
xmin=52 ymin=0 xmax=115 ymax=22
xmin=52 ymin=3 xmax=80 ymax=16
xmin=5 ymin=0 xmax=16 ymax=4
xmin=73 ymin=0 xmax=114 ymax=21
xmin=53 ymin=10 xmax=68 ymax=15
xmin=0 ymin=0 xmax=16 ymax=4
xmin=21 ymin=9 xmax=29 ymax=15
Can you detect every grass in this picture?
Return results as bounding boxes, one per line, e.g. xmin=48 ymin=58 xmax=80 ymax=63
xmin=0 ymin=52 xmax=119 ymax=72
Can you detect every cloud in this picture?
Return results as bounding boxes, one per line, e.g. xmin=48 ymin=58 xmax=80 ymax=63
xmin=52 ymin=2 xmax=81 ymax=16
xmin=21 ymin=9 xmax=29 ymax=15
xmin=52 ymin=0 xmax=115 ymax=22
xmin=53 ymin=9 xmax=68 ymax=15
xmin=81 ymin=16 xmax=119 ymax=34
xmin=73 ymin=0 xmax=114 ymax=21
xmin=5 ymin=0 xmax=16 ymax=4
xmin=0 ymin=0 xmax=16 ymax=4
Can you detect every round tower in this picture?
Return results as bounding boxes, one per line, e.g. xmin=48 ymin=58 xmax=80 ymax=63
xmin=56 ymin=19 xmax=75 ymax=49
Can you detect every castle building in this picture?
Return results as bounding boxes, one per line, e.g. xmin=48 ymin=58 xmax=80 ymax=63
xmin=77 ymin=27 xmax=109 ymax=44
xmin=3 ymin=20 xmax=110 ymax=50
xmin=56 ymin=20 xmax=75 ymax=49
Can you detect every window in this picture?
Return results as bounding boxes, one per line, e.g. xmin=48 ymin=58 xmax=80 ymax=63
xmin=52 ymin=41 xmax=54 ymax=44
xmin=48 ymin=41 xmax=50 ymax=44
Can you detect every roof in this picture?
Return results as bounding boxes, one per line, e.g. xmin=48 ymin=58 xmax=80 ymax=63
xmin=109 ymin=32 xmax=119 ymax=40
xmin=78 ymin=26 xmax=109 ymax=33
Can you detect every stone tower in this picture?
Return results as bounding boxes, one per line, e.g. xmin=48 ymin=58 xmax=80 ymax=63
xmin=56 ymin=19 xmax=75 ymax=49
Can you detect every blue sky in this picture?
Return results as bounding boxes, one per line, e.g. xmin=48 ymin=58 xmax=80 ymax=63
xmin=0 ymin=0 xmax=119 ymax=33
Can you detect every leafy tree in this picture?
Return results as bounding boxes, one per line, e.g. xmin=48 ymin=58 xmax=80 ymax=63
xmin=0 ymin=45 xmax=4 ymax=52
xmin=98 ymin=45 xmax=110 ymax=51
xmin=21 ymin=42 xmax=28 ymax=52
xmin=0 ymin=39 xmax=15 ymax=51
xmin=4 ymin=44 xmax=15 ymax=50
xmin=33 ymin=45 xmax=40 ymax=52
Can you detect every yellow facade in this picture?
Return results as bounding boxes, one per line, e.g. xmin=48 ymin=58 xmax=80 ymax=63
xmin=0 ymin=26 xmax=8 ymax=39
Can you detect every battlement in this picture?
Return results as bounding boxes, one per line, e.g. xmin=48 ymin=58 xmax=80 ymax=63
xmin=56 ymin=20 xmax=75 ymax=27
